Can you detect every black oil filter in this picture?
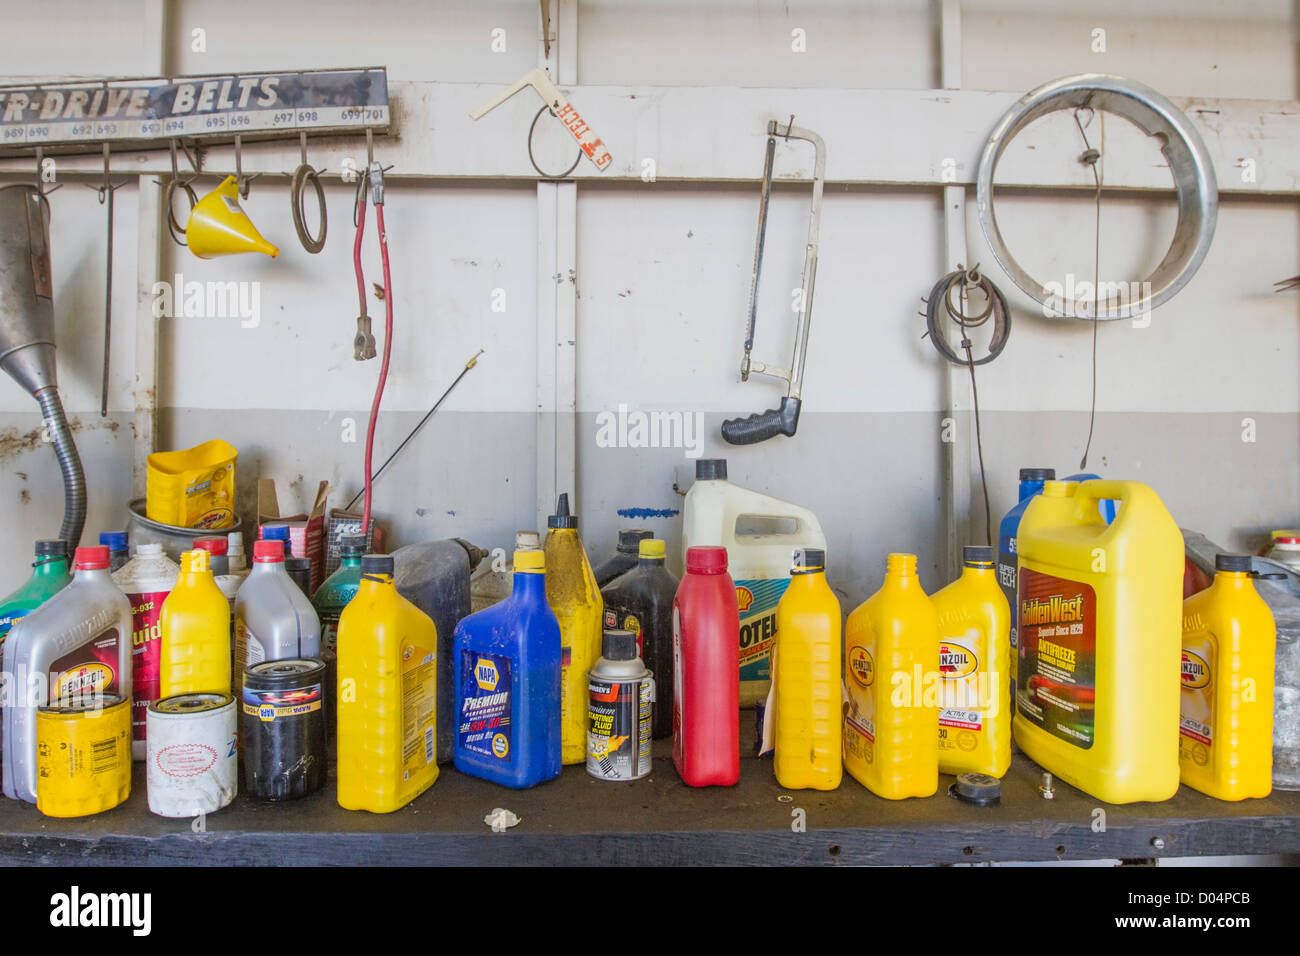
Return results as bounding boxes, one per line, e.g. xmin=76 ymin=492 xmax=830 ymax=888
xmin=241 ymin=658 xmax=326 ymax=800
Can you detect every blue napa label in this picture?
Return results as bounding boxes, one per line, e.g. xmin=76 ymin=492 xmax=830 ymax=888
xmin=459 ymin=650 xmax=512 ymax=760
xmin=735 ymin=577 xmax=789 ymax=685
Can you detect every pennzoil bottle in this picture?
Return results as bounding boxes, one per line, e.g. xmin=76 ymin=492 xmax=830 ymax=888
xmin=843 ymin=553 xmax=939 ymax=799
xmin=336 ymin=555 xmax=439 ymax=812
xmin=931 ymin=546 xmax=1010 ymax=778
xmin=1179 ymin=553 xmax=1275 ymax=800
xmin=773 ymin=547 xmax=842 ymax=791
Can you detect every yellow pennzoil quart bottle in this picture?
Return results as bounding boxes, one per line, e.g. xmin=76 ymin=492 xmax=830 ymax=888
xmin=932 ymin=546 xmax=1011 ymax=778
xmin=843 ymin=553 xmax=939 ymax=799
xmin=773 ymin=547 xmax=842 ymax=790
xmin=159 ymin=549 xmax=232 ymax=698
xmin=1179 ymin=553 xmax=1275 ymax=800
xmin=1014 ymin=479 xmax=1183 ymax=804
xmin=544 ymin=494 xmax=604 ymax=765
xmin=337 ymin=554 xmax=439 ymax=812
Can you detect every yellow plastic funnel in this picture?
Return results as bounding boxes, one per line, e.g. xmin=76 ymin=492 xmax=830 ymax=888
xmin=186 ymin=176 xmax=278 ymax=259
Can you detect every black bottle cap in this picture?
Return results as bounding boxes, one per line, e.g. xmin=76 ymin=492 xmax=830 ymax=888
xmin=548 ymin=493 xmax=578 ymax=529
xmin=602 ymin=629 xmax=638 ymax=661
xmin=1019 ymin=468 xmax=1056 ymax=482
xmin=340 ymin=535 xmax=367 ymax=558
xmin=1216 ymin=553 xmax=1252 ymax=573
xmin=695 ymin=458 xmax=727 ymax=480
xmin=361 ymin=554 xmax=394 ymax=575
xmin=617 ymin=529 xmax=652 ymax=553
xmin=949 ymin=772 xmax=1001 ymax=806
xmin=285 ymin=557 xmax=311 ymax=571
xmin=791 ymin=548 xmax=825 ymax=574
xmin=35 ymin=539 xmax=67 ymax=557
xmin=963 ymin=546 xmax=995 ymax=566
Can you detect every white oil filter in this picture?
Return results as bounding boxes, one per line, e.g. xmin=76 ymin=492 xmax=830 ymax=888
xmin=146 ymin=692 xmax=237 ymax=818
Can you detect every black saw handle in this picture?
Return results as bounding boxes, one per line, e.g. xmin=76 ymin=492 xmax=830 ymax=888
xmin=721 ymin=397 xmax=801 ymax=445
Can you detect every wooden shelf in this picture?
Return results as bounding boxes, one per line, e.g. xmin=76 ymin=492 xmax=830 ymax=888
xmin=4 ymin=715 xmax=1296 ymax=866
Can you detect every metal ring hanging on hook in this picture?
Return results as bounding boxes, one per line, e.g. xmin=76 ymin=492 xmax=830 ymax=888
xmin=161 ymin=140 xmax=199 ymax=247
xmin=527 ymin=104 xmax=582 ymax=180
xmin=923 ymin=269 xmax=1012 ymax=367
xmin=291 ymin=132 xmax=327 ymax=254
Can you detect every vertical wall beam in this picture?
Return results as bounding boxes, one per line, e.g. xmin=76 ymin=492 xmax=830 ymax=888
xmin=940 ymin=0 xmax=972 ymax=579
xmin=132 ymin=0 xmax=166 ymax=499
xmin=536 ymin=0 xmax=579 ymax=530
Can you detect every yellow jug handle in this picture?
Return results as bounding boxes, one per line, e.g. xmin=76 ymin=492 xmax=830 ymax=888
xmin=1070 ymin=479 xmax=1135 ymax=522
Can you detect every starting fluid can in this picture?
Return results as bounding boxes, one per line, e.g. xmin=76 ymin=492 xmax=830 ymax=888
xmin=587 ymin=629 xmax=654 ymax=781
xmin=146 ymin=692 xmax=238 ymax=818
xmin=35 ymin=694 xmax=131 ymax=818
xmin=241 ymin=658 xmax=326 ymax=800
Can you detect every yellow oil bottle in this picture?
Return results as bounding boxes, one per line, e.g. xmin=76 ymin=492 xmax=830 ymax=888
xmin=1180 ymin=553 xmax=1275 ymax=800
xmin=159 ymin=549 xmax=232 ymax=698
xmin=1013 ymin=479 xmax=1183 ymax=804
xmin=773 ymin=548 xmax=842 ymax=791
xmin=932 ymin=546 xmax=1011 ymax=778
xmin=337 ymin=554 xmax=439 ymax=812
xmin=843 ymin=553 xmax=939 ymax=799
xmin=544 ymin=494 xmax=604 ymax=765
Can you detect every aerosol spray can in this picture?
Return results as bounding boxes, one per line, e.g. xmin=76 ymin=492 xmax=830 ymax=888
xmin=586 ymin=629 xmax=654 ymax=781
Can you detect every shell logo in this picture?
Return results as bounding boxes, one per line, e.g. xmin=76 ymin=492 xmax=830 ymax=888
xmin=736 ymin=587 xmax=754 ymax=612
xmin=848 ymin=646 xmax=874 ymax=688
xmin=1181 ymin=651 xmax=1210 ymax=689
xmin=939 ymin=641 xmax=979 ymax=680
xmin=475 ymin=658 xmax=500 ymax=691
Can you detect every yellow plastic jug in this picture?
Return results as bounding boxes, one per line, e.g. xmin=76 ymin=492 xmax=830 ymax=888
xmin=773 ymin=547 xmax=842 ymax=790
xmin=544 ymin=494 xmax=604 ymax=765
xmin=932 ymin=546 xmax=1011 ymax=778
xmin=186 ymin=176 xmax=279 ymax=259
xmin=146 ymin=439 xmax=238 ymax=530
xmin=1013 ymin=479 xmax=1183 ymax=804
xmin=843 ymin=553 xmax=939 ymax=799
xmin=159 ymin=549 xmax=232 ymax=698
xmin=337 ymin=555 xmax=439 ymax=812
xmin=1180 ymin=553 xmax=1275 ymax=800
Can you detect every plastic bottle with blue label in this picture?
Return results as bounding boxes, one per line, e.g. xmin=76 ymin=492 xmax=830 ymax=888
xmin=997 ymin=467 xmax=1054 ymax=709
xmin=453 ymin=548 xmax=562 ymax=789
xmin=681 ymin=458 xmax=826 ymax=707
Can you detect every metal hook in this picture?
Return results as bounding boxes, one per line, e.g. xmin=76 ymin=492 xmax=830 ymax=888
xmin=84 ymin=143 xmax=127 ymax=203
xmin=784 ymin=114 xmax=795 ymax=140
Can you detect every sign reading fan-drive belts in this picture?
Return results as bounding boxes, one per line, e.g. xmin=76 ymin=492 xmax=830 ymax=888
xmin=0 ymin=67 xmax=389 ymax=155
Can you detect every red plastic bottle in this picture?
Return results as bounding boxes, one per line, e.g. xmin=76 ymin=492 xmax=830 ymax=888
xmin=673 ymin=546 xmax=740 ymax=786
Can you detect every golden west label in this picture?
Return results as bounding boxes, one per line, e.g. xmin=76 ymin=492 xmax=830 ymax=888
xmin=1017 ymin=569 xmax=1096 ymax=749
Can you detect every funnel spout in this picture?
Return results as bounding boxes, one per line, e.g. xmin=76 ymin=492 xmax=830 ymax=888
xmin=37 ymin=386 xmax=85 ymax=550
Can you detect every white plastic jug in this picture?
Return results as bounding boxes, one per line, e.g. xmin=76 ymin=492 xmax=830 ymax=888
xmin=681 ymin=458 xmax=827 ymax=706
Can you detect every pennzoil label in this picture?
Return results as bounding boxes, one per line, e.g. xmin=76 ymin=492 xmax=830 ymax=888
xmin=845 ymin=640 xmax=877 ymax=761
xmin=1016 ymin=569 xmax=1096 ymax=749
xmin=459 ymin=650 xmax=511 ymax=761
xmin=51 ymin=628 xmax=122 ymax=701
xmin=241 ymin=683 xmax=322 ymax=721
xmin=736 ymin=578 xmax=788 ymax=685
xmin=1179 ymin=632 xmax=1216 ymax=764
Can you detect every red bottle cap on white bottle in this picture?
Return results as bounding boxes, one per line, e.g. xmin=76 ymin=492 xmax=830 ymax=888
xmin=252 ymin=540 xmax=285 ymax=563
xmin=193 ymin=536 xmax=229 ymax=556
xmin=685 ymin=545 xmax=728 ymax=574
xmin=74 ymin=546 xmax=110 ymax=570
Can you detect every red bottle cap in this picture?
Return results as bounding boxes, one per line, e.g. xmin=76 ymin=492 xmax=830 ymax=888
xmin=192 ymin=536 xmax=229 ymax=556
xmin=74 ymin=546 xmax=110 ymax=570
xmin=252 ymin=540 xmax=285 ymax=563
xmin=685 ymin=545 xmax=728 ymax=574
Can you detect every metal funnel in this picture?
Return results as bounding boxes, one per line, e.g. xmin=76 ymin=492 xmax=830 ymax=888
xmin=0 ymin=184 xmax=85 ymax=549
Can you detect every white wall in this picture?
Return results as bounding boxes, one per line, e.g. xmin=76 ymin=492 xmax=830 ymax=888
xmin=0 ymin=0 xmax=1296 ymax=604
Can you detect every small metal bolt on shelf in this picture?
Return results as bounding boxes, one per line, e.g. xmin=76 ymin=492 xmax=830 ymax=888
xmin=1039 ymin=772 xmax=1055 ymax=800
xmin=1151 ymin=837 xmax=1166 ymax=850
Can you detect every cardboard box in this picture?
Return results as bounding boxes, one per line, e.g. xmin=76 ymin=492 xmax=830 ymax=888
xmin=324 ymin=509 xmax=388 ymax=577
xmin=257 ymin=479 xmax=329 ymax=593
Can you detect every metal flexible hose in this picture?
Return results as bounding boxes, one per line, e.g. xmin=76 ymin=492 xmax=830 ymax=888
xmin=36 ymin=386 xmax=85 ymax=551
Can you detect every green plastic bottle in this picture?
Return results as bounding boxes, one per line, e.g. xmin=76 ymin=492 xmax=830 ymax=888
xmin=0 ymin=540 xmax=71 ymax=644
xmin=313 ymin=536 xmax=366 ymax=652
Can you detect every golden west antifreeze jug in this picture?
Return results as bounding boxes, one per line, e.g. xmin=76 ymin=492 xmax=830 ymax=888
xmin=1013 ymin=479 xmax=1183 ymax=804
